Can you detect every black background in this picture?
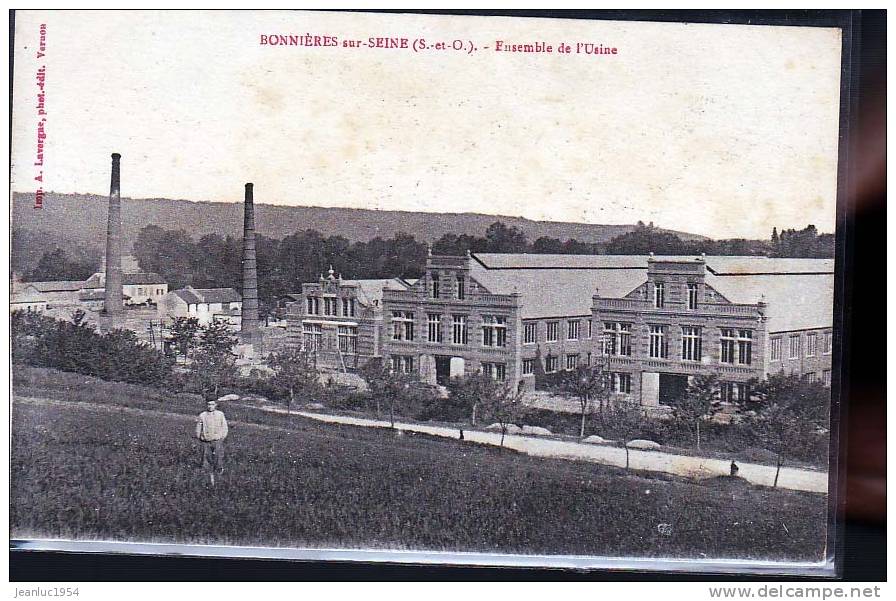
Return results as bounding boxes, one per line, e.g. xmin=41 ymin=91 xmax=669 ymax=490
xmin=8 ymin=9 xmax=886 ymax=582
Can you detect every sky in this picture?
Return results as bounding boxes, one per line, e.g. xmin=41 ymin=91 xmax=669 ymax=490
xmin=11 ymin=11 xmax=843 ymax=239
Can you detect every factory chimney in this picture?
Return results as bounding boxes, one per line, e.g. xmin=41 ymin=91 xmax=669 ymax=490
xmin=240 ymin=182 xmax=261 ymax=343
xmin=103 ymin=153 xmax=124 ymax=323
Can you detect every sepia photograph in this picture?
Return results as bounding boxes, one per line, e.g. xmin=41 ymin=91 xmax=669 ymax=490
xmin=9 ymin=9 xmax=854 ymax=576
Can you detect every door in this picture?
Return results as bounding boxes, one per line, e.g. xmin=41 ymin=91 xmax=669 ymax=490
xmin=435 ymin=356 xmax=451 ymax=385
xmin=449 ymin=357 xmax=466 ymax=378
xmin=659 ymin=373 xmax=689 ymax=406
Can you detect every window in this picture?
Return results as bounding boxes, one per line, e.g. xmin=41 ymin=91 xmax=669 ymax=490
xmin=324 ymin=297 xmax=338 ymax=316
xmin=586 ymin=352 xmax=592 ymax=365
xmin=687 ymin=282 xmax=698 ymax=310
xmin=431 ymin=274 xmax=440 ymax=299
xmin=452 ymin=315 xmax=468 ymax=345
xmin=587 ymin=320 xmax=593 ymax=339
xmin=823 ymin=331 xmax=832 ymax=354
xmin=804 ymin=372 xmax=818 ymax=384
xmin=720 ymin=382 xmax=750 ymax=403
xmin=789 ymin=335 xmax=801 ymax=359
xmin=390 ymin=355 xmax=415 ymax=374
xmin=337 ymin=325 xmax=358 ymax=353
xmin=823 ymin=369 xmax=832 ymax=387
xmin=523 ymin=322 xmax=537 ymax=344
xmin=567 ymin=320 xmax=580 ymax=340
xmin=341 ymin=298 xmax=355 ymax=317
xmin=391 ymin=311 xmax=415 ymax=341
xmin=603 ymin=322 xmax=632 ymax=356
xmin=522 ymin=359 xmax=535 ymax=376
xmin=654 ymin=282 xmax=665 ymax=308
xmin=545 ymin=355 xmax=558 ymax=373
xmin=720 ymin=329 xmax=736 ymax=364
xmin=566 ymin=354 xmax=579 ymax=370
xmin=482 ymin=315 xmax=508 ymax=347
xmin=546 ymin=321 xmax=559 ymax=342
xmin=649 ymin=325 xmax=668 ymax=359
xmin=806 ymin=333 xmax=817 ymax=357
xmin=302 ymin=323 xmax=322 ymax=351
xmin=610 ymin=372 xmax=632 ymax=394
xmin=681 ymin=326 xmax=702 ymax=361
xmin=427 ymin=313 xmax=443 ymax=343
xmin=481 ymin=362 xmax=506 ymax=382
xmin=456 ymin=276 xmax=466 ymax=300
xmin=770 ymin=336 xmax=783 ymax=362
xmin=306 ymin=296 xmax=320 ymax=315
xmin=737 ymin=330 xmax=753 ymax=365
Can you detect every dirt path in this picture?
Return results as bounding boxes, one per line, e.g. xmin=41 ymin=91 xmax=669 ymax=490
xmin=281 ymin=408 xmax=827 ymax=493
xmin=13 ymin=395 xmax=827 ymax=493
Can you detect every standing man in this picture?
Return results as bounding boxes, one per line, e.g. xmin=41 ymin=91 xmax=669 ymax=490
xmin=196 ymin=399 xmax=229 ymax=484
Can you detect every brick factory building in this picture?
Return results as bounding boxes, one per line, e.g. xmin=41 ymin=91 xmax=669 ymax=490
xmin=286 ymin=269 xmax=415 ymax=371
xmin=381 ymin=252 xmax=607 ymax=386
xmin=288 ymin=252 xmax=833 ymax=408
xmin=590 ymin=255 xmax=834 ymax=406
xmin=380 ymin=252 xmax=834 ymax=402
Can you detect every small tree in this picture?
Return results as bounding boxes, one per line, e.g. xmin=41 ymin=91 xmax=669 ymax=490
xmin=268 ymin=347 xmax=319 ymax=414
xmin=359 ymin=357 xmax=415 ymax=429
xmin=199 ymin=320 xmax=239 ymax=357
xmin=601 ymin=398 xmax=646 ymax=471
xmin=480 ymin=380 xmax=526 ymax=448
xmin=188 ymin=321 xmax=239 ymax=400
xmin=672 ymin=374 xmax=721 ymax=451
xmin=169 ymin=316 xmax=201 ymax=363
xmin=552 ymin=364 xmax=611 ymax=438
xmin=446 ymin=371 xmax=497 ymax=427
xmin=747 ymin=373 xmax=830 ymax=487
xmin=360 ymin=357 xmax=389 ymax=419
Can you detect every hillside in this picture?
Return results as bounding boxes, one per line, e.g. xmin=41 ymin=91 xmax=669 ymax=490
xmin=11 ymin=191 xmax=706 ymax=254
xmin=12 ymin=367 xmax=825 ymax=561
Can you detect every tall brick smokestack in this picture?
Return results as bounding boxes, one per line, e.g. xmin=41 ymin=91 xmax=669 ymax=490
xmin=103 ymin=153 xmax=123 ymax=321
xmin=241 ymin=183 xmax=261 ymax=340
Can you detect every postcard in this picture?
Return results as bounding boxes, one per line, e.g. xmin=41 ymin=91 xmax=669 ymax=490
xmin=9 ymin=10 xmax=847 ymax=575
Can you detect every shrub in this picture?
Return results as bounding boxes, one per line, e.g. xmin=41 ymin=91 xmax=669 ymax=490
xmin=11 ymin=311 xmax=174 ymax=387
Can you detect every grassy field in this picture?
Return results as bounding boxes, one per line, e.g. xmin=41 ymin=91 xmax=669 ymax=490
xmin=11 ymin=367 xmax=828 ymax=561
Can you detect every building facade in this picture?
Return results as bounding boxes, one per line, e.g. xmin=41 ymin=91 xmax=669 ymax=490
xmin=379 ymin=252 xmax=834 ymax=404
xmin=592 ymin=255 xmax=834 ymax=405
xmin=82 ymin=271 xmax=168 ymax=306
xmin=286 ymin=270 xmax=414 ymax=371
xmin=381 ymin=253 xmax=524 ymax=384
xmin=10 ymin=284 xmax=49 ymax=313
xmin=21 ymin=280 xmax=84 ymax=309
xmin=158 ymin=287 xmax=243 ymax=328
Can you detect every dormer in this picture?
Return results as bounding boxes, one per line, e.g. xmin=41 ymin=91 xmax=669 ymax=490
xmin=646 ymin=255 xmax=707 ymax=310
xmin=424 ymin=251 xmax=472 ymax=300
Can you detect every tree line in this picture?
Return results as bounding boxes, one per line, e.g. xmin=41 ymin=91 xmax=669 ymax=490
xmin=18 ymin=221 xmax=834 ymax=313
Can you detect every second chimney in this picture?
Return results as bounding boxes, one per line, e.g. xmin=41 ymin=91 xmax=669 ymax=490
xmin=103 ymin=153 xmax=124 ymax=322
xmin=240 ymin=183 xmax=261 ymax=340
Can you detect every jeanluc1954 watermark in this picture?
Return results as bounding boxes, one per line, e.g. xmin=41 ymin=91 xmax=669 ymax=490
xmin=13 ymin=586 xmax=79 ymax=598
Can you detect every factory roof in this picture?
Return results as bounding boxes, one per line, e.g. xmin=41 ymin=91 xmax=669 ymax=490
xmin=172 ymin=287 xmax=242 ymax=305
xmin=24 ymin=280 xmax=85 ymax=293
xmin=348 ymin=278 xmax=414 ymax=306
xmin=123 ymin=272 xmax=167 ymax=285
xmin=11 ymin=285 xmax=48 ymax=304
xmin=468 ymin=253 xmax=834 ymax=330
xmin=83 ymin=272 xmax=167 ymax=288
xmin=705 ymin=273 xmax=834 ymax=333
